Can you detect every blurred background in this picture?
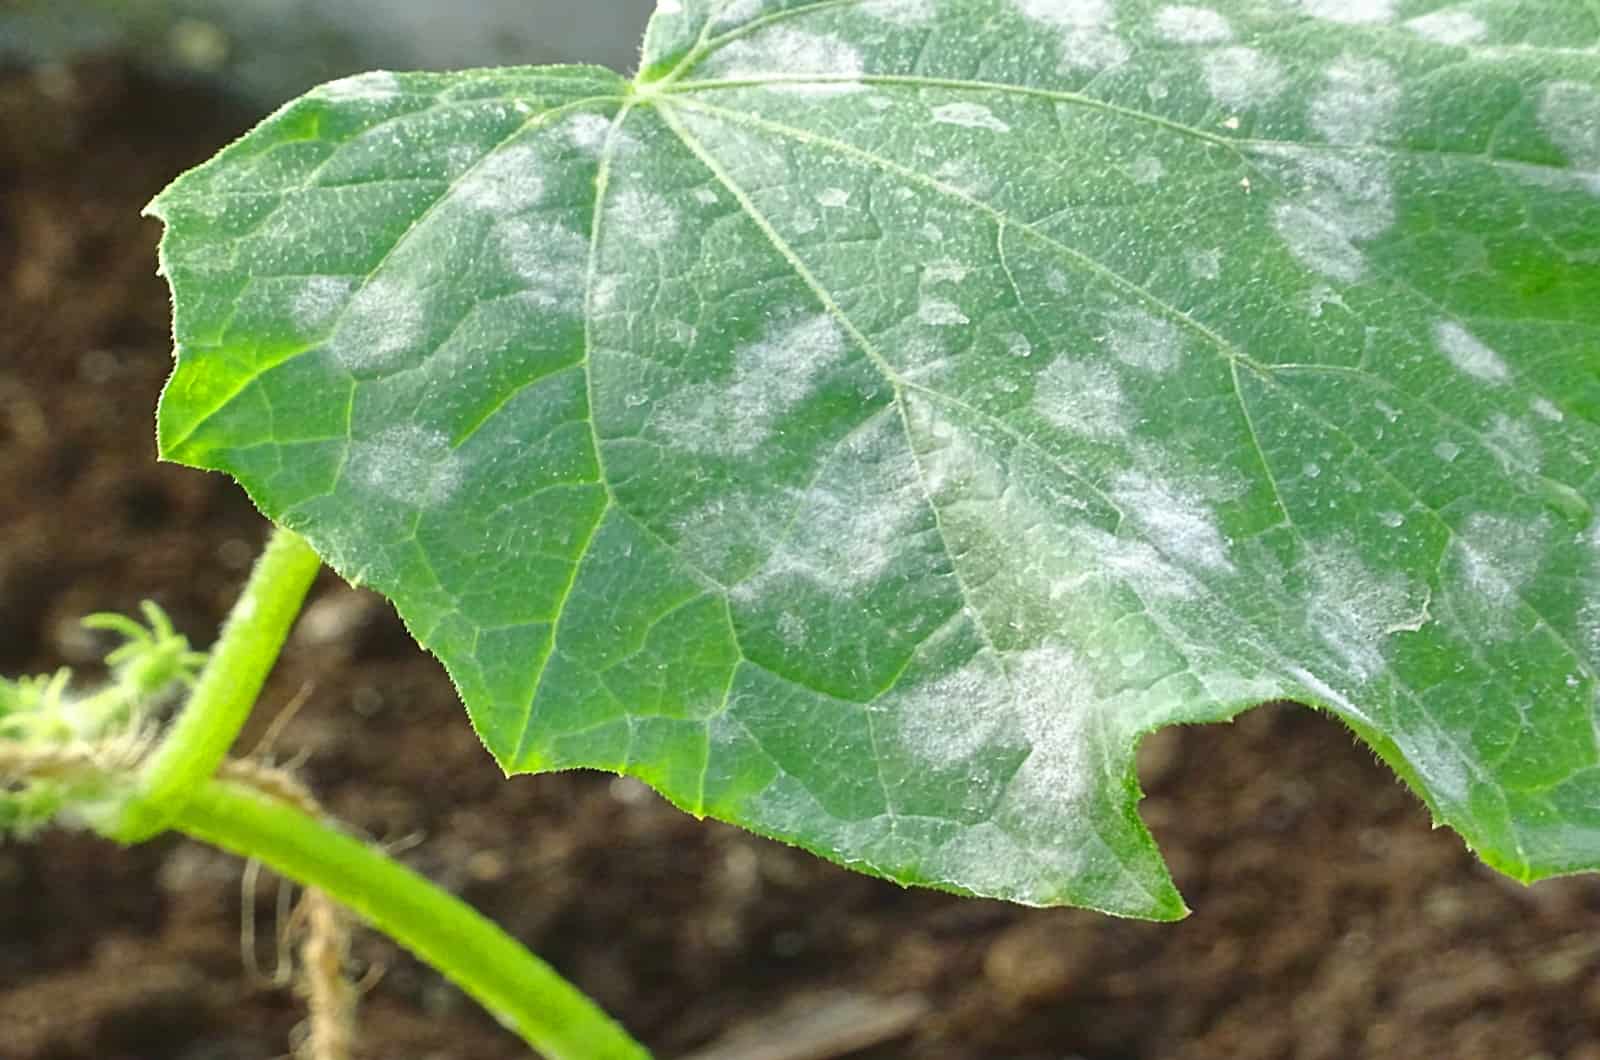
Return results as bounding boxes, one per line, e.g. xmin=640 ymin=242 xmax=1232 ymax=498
xmin=2 ymin=0 xmax=656 ymax=102
xmin=2 ymin=3 xmax=1599 ymax=1058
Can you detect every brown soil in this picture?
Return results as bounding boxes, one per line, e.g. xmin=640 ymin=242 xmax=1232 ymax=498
xmin=2 ymin=61 xmax=1598 ymax=1060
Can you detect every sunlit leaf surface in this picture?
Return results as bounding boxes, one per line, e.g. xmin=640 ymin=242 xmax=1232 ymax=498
xmin=152 ymin=0 xmax=1600 ymax=918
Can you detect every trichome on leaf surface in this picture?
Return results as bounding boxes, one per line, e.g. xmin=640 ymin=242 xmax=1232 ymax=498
xmin=5 ymin=0 xmax=1599 ymax=1056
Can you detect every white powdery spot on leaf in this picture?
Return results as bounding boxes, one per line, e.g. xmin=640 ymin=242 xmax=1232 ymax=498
xmin=318 ymin=71 xmax=402 ymax=103
xmin=1272 ymin=205 xmax=1365 ymax=284
xmin=1013 ymin=0 xmax=1128 ymax=71
xmin=1003 ymin=641 xmax=1099 ymax=811
xmin=708 ymin=0 xmax=763 ymax=30
xmin=1405 ymin=10 xmax=1487 ymax=45
xmin=1581 ymin=525 xmax=1600 ymax=672
xmin=348 ymin=425 xmax=462 ymax=507
xmin=1269 ymin=150 xmax=1395 ymax=283
xmin=1153 ymin=5 xmax=1232 ymax=43
xmin=1034 ymin=358 xmax=1130 ymax=439
xmin=1305 ymin=541 xmax=1429 ymax=683
xmin=1531 ymin=397 xmax=1564 ymax=422
xmin=500 ymin=218 xmax=589 ymax=313
xmin=890 ymin=652 xmax=1010 ymax=766
xmin=327 ymin=276 xmax=428 ymax=374
xmin=1203 ymin=47 xmax=1286 ymax=111
xmin=1482 ymin=413 xmax=1542 ymax=474
xmin=706 ymin=27 xmax=866 ymax=94
xmin=918 ymin=296 xmax=970 ymax=327
xmin=932 ymin=157 xmax=996 ymax=198
xmin=1111 ymin=470 xmax=1234 ymax=573
xmin=608 ymin=186 xmax=678 ymax=248
xmin=1108 ymin=308 xmax=1183 ymax=373
xmin=292 ymin=276 xmax=356 ymax=333
xmin=1014 ymin=0 xmax=1110 ymax=26
xmin=1538 ymin=81 xmax=1600 ymax=190
xmin=661 ymin=314 xmax=850 ymax=456
xmin=923 ymin=259 xmax=970 ymax=285
xmin=816 ymin=187 xmax=850 ymax=208
xmin=1447 ymin=512 xmax=1550 ymax=639
xmin=1433 ymin=321 xmax=1510 ymax=384
xmin=562 ymin=112 xmax=615 ymax=155
xmin=932 ymin=102 xmax=1011 ymax=133
xmin=1299 ymin=0 xmax=1394 ymax=24
xmin=861 ymin=0 xmax=937 ymax=24
xmin=1310 ymin=56 xmax=1399 ymax=145
xmin=738 ymin=416 xmax=927 ymax=598
xmin=1131 ymin=155 xmax=1165 ymax=186
xmin=454 ymin=144 xmax=545 ymax=213
xmin=1186 ymin=247 xmax=1222 ymax=280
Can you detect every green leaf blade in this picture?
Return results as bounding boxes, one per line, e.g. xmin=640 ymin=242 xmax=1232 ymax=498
xmin=155 ymin=1 xmax=1600 ymax=919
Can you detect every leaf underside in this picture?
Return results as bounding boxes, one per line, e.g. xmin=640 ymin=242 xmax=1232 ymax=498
xmin=151 ymin=0 xmax=1600 ymax=919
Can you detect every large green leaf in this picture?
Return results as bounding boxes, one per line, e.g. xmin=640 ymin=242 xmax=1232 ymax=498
xmin=150 ymin=0 xmax=1600 ymax=919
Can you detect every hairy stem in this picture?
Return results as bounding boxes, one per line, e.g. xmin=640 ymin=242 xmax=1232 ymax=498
xmin=111 ymin=525 xmax=322 ymax=842
xmin=173 ymin=777 xmax=651 ymax=1060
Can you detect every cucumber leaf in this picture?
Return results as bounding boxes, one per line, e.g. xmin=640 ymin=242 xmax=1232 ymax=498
xmin=150 ymin=0 xmax=1600 ymax=919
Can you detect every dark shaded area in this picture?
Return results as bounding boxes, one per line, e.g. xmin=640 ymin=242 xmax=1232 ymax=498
xmin=2 ymin=62 xmax=1598 ymax=1060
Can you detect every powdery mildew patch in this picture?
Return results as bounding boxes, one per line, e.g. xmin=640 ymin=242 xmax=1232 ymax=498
xmin=1012 ymin=0 xmax=1130 ymax=72
xmin=1481 ymin=413 xmax=1542 ymax=475
xmin=1110 ymin=469 xmax=1234 ymax=573
xmin=1405 ymin=10 xmax=1487 ymax=45
xmin=889 ymin=649 xmax=1011 ymax=767
xmin=499 ymin=218 xmax=590 ymax=313
xmin=1538 ymin=81 xmax=1600 ymax=193
xmin=1153 ymin=5 xmax=1232 ymax=44
xmin=1203 ymin=47 xmax=1286 ymax=111
xmin=702 ymin=27 xmax=867 ymax=94
xmin=1303 ymin=541 xmax=1429 ymax=683
xmin=1267 ymin=149 xmax=1395 ymax=284
xmin=327 ymin=275 xmax=429 ymax=375
xmin=1445 ymin=512 xmax=1551 ymax=641
xmin=931 ymin=102 xmax=1011 ymax=133
xmin=1108 ymin=308 xmax=1183 ymax=373
xmin=659 ymin=313 xmax=852 ymax=457
xmin=1299 ymin=0 xmax=1394 ymax=24
xmin=292 ymin=276 xmax=357 ymax=334
xmin=918 ymin=296 xmax=971 ymax=327
xmin=453 ymin=144 xmax=546 ymax=213
xmin=1433 ymin=321 xmax=1510 ymax=384
xmin=607 ymin=186 xmax=680 ymax=248
xmin=1309 ymin=56 xmax=1399 ymax=145
xmin=860 ymin=0 xmax=937 ymax=27
xmin=734 ymin=414 xmax=928 ymax=600
xmin=1033 ymin=357 xmax=1131 ymax=439
xmin=347 ymin=425 xmax=463 ymax=508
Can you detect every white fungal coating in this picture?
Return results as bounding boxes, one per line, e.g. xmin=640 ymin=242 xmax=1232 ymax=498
xmin=454 ymin=144 xmax=546 ymax=213
xmin=347 ymin=425 xmax=462 ymax=507
xmin=1034 ymin=358 xmax=1131 ymax=439
xmin=327 ymin=275 xmax=428 ymax=374
xmin=1153 ymin=5 xmax=1233 ymax=44
xmin=932 ymin=102 xmax=1011 ymax=133
xmin=1299 ymin=0 xmax=1394 ymax=24
xmin=1538 ymin=81 xmax=1600 ymax=193
xmin=1310 ymin=57 xmax=1399 ymax=145
xmin=292 ymin=276 xmax=356 ymax=333
xmin=1405 ymin=10 xmax=1487 ymax=45
xmin=1433 ymin=321 xmax=1510 ymax=384
xmin=1203 ymin=47 xmax=1286 ymax=111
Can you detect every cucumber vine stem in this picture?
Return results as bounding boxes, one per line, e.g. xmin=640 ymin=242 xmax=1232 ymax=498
xmin=111 ymin=525 xmax=322 ymax=842
xmin=68 ymin=520 xmax=654 ymax=1058
xmin=174 ymin=776 xmax=650 ymax=1060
